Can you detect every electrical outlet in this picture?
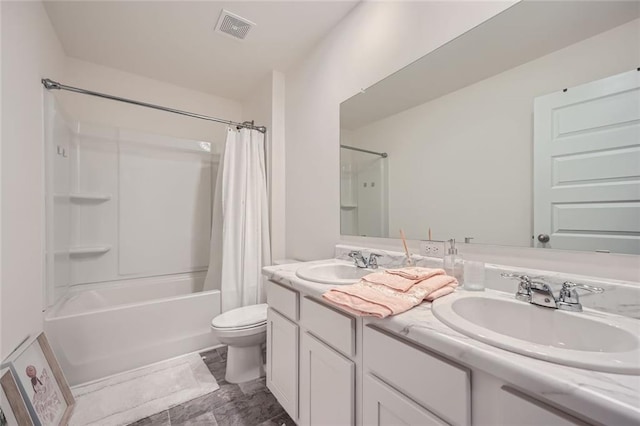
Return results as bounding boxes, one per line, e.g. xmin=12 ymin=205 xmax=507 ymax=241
xmin=420 ymin=240 xmax=446 ymax=258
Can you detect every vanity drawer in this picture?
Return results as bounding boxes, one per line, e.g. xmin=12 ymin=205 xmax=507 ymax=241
xmin=364 ymin=326 xmax=470 ymax=426
xmin=499 ymin=386 xmax=591 ymax=426
xmin=300 ymin=296 xmax=355 ymax=357
xmin=267 ymin=281 xmax=299 ymax=321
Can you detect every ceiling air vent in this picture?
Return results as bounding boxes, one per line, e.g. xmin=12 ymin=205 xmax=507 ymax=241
xmin=215 ymin=9 xmax=255 ymax=40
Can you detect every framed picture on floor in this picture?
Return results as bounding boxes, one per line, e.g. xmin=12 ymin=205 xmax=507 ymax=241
xmin=1 ymin=368 xmax=34 ymax=426
xmin=1 ymin=334 xmax=74 ymax=426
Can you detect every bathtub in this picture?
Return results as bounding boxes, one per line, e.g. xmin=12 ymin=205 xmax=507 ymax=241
xmin=44 ymin=272 xmax=220 ymax=386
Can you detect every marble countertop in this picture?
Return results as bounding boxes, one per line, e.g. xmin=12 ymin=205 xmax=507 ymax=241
xmin=263 ymin=260 xmax=640 ymax=426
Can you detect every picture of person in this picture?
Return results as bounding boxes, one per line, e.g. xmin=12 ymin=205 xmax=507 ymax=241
xmin=25 ymin=366 xmax=42 ymax=394
xmin=23 ymin=366 xmax=62 ymax=426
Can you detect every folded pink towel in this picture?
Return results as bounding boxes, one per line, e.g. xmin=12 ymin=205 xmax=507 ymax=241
xmin=385 ymin=267 xmax=446 ymax=281
xmin=323 ymin=274 xmax=458 ymax=318
xmin=362 ymin=268 xmax=444 ymax=292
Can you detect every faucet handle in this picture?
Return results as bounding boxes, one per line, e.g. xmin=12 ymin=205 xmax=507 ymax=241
xmin=501 ymin=273 xmax=540 ymax=302
xmin=500 ymin=273 xmax=534 ymax=284
xmin=367 ymin=253 xmax=383 ymax=269
xmin=561 ymin=281 xmax=604 ymax=294
xmin=557 ymin=281 xmax=604 ymax=312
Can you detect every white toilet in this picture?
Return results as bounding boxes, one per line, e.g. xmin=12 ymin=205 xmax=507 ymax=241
xmin=210 ymin=303 xmax=268 ymax=384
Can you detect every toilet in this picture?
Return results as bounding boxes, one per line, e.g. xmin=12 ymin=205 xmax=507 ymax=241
xmin=210 ymin=303 xmax=268 ymax=384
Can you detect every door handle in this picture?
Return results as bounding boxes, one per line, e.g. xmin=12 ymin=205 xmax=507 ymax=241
xmin=537 ymin=234 xmax=550 ymax=243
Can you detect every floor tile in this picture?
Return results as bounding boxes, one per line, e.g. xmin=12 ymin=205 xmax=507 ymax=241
xmin=172 ymin=411 xmax=218 ymax=426
xmin=202 ymin=358 xmax=228 ymax=382
xmin=168 ymin=381 xmax=245 ymax=423
xmin=201 ymin=349 xmax=223 ymax=364
xmin=168 ymin=393 xmax=217 ymax=424
xmin=216 ymin=346 xmax=228 ymax=361
xmin=257 ymin=410 xmax=296 ymax=426
xmin=213 ymin=389 xmax=284 ymax=426
xmin=238 ymin=377 xmax=267 ymax=396
xmin=128 ymin=410 xmax=170 ymax=426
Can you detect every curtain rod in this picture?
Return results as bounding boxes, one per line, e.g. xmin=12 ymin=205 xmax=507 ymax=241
xmin=41 ymin=78 xmax=267 ymax=134
xmin=340 ymin=144 xmax=387 ymax=158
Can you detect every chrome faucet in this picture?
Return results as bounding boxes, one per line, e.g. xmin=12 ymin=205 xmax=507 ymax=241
xmin=348 ymin=251 xmax=368 ymax=268
xmin=501 ymin=273 xmax=604 ymax=312
xmin=528 ymin=280 xmax=557 ymax=309
xmin=347 ymin=251 xmax=383 ymax=269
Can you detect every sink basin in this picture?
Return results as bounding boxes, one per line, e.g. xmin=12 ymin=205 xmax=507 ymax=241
xmin=295 ymin=262 xmax=374 ymax=285
xmin=432 ymin=290 xmax=640 ymax=374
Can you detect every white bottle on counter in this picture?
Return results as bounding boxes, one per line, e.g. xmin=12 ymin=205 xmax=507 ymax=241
xmin=443 ymin=239 xmax=464 ymax=285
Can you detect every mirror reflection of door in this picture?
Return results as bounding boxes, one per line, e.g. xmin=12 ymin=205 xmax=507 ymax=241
xmin=534 ymin=69 xmax=640 ymax=254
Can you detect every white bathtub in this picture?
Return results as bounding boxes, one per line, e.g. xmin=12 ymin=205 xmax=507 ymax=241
xmin=44 ymin=272 xmax=220 ymax=386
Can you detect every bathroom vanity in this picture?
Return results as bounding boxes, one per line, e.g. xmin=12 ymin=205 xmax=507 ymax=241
xmin=262 ymin=250 xmax=640 ymax=426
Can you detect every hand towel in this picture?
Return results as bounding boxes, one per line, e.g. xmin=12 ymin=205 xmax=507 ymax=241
xmin=362 ymin=268 xmax=444 ymax=292
xmin=323 ymin=274 xmax=458 ymax=318
xmin=385 ymin=267 xmax=446 ymax=281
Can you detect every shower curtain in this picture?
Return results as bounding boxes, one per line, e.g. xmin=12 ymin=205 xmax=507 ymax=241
xmin=203 ymin=128 xmax=271 ymax=312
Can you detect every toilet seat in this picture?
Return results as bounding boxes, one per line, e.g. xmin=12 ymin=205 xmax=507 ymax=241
xmin=211 ymin=303 xmax=268 ymax=331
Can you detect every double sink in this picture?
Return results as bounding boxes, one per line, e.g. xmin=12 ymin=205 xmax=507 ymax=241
xmin=295 ymin=260 xmax=640 ymax=375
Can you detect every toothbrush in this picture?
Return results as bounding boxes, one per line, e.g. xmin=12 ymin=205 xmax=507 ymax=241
xmin=399 ymin=229 xmax=414 ymax=266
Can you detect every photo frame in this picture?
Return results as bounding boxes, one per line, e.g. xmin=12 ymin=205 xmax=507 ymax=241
xmin=1 ymin=368 xmax=34 ymax=426
xmin=1 ymin=334 xmax=74 ymax=426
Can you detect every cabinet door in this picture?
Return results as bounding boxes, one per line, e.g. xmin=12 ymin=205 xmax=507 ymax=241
xmin=300 ymin=331 xmax=355 ymax=426
xmin=363 ymin=374 xmax=447 ymax=426
xmin=267 ymin=308 xmax=298 ymax=420
xmin=500 ymin=386 xmax=591 ymax=426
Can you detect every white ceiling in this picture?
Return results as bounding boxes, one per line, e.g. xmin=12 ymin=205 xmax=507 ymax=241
xmin=44 ymin=1 xmax=359 ymax=101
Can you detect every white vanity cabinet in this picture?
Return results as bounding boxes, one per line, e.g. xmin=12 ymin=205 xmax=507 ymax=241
xmin=267 ymin=308 xmax=299 ymax=420
xmin=364 ymin=325 xmax=595 ymax=426
xmin=363 ymin=373 xmax=447 ymax=426
xmin=364 ymin=325 xmax=471 ymax=426
xmin=266 ymin=277 xmax=602 ymax=426
xmin=299 ymin=296 xmax=357 ymax=425
xmin=300 ymin=331 xmax=355 ymax=425
xmin=496 ymin=386 xmax=591 ymax=426
xmin=266 ymin=281 xmax=358 ymax=425
xmin=266 ymin=282 xmax=300 ymax=421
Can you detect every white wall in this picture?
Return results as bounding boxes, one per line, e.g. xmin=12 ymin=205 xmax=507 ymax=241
xmin=0 ymin=0 xmax=4 ymax=360
xmin=243 ymin=70 xmax=287 ymax=262
xmin=285 ymin=1 xmax=516 ymax=261
xmin=285 ymin=1 xmax=640 ymax=282
xmin=348 ymin=19 xmax=640 ymax=246
xmin=59 ymin=57 xmax=241 ymax=144
xmin=1 ymin=1 xmax=67 ymax=359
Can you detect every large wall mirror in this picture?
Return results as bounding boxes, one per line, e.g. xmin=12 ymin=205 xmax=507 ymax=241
xmin=340 ymin=0 xmax=640 ymax=254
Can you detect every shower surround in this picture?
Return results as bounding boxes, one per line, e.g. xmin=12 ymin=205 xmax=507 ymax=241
xmin=43 ymin=93 xmax=222 ymax=385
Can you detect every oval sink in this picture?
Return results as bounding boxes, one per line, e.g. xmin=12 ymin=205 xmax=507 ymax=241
xmin=432 ymin=290 xmax=640 ymax=374
xmin=295 ymin=262 xmax=374 ymax=285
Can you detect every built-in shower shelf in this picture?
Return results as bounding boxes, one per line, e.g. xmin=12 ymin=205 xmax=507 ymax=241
xmin=340 ymin=204 xmax=358 ymax=210
xmin=68 ymin=246 xmax=111 ymax=256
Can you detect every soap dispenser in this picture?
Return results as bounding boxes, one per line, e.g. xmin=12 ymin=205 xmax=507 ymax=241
xmin=443 ymin=239 xmax=464 ymax=284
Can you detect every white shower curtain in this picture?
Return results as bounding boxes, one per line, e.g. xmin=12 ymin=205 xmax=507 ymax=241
xmin=203 ymin=127 xmax=271 ymax=312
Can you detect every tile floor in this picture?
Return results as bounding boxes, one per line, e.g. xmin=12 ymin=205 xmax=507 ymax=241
xmin=129 ymin=347 xmax=295 ymax=426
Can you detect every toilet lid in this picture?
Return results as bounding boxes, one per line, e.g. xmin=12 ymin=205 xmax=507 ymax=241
xmin=211 ymin=303 xmax=268 ymax=329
